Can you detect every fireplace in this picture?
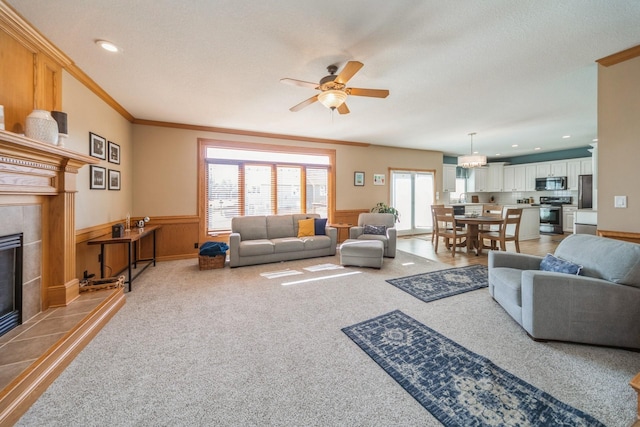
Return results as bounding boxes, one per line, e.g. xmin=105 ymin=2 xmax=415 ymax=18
xmin=0 ymin=233 xmax=22 ymax=336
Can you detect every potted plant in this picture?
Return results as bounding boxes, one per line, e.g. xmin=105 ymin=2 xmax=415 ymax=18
xmin=370 ymin=202 xmax=400 ymax=222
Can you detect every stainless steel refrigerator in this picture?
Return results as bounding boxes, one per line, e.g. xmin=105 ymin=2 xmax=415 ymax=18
xmin=578 ymin=174 xmax=593 ymax=209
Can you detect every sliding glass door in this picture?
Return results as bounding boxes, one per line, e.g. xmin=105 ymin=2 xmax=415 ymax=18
xmin=391 ymin=170 xmax=435 ymax=236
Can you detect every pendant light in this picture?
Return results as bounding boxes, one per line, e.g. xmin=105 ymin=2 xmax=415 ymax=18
xmin=458 ymin=132 xmax=487 ymax=168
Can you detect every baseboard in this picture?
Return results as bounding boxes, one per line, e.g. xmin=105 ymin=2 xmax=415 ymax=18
xmin=0 ymin=288 xmax=126 ymax=426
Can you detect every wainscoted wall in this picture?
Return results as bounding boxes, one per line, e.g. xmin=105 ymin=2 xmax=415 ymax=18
xmin=75 ymin=215 xmax=202 ymax=278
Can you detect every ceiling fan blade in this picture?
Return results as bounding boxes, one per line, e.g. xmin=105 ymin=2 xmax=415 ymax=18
xmin=334 ymin=61 xmax=363 ymax=84
xmin=280 ymin=78 xmax=319 ymax=89
xmin=290 ymin=95 xmax=318 ymax=112
xmin=348 ymin=88 xmax=390 ymax=98
xmin=337 ymin=103 xmax=350 ymax=115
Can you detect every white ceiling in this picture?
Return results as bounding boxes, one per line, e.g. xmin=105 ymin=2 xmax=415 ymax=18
xmin=7 ymin=0 xmax=640 ymax=159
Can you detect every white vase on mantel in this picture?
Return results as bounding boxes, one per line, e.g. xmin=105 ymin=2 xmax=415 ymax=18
xmin=25 ymin=109 xmax=59 ymax=145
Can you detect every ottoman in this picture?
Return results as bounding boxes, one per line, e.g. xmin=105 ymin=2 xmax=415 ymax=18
xmin=340 ymin=239 xmax=384 ymax=268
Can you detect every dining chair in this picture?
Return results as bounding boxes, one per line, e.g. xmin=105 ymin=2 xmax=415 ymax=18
xmin=430 ymin=204 xmax=444 ymax=244
xmin=477 ymin=208 xmax=523 ymax=254
xmin=433 ymin=206 xmax=467 ymax=257
xmin=480 ymin=203 xmax=504 ymax=233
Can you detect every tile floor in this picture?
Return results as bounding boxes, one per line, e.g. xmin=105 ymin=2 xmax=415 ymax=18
xmin=0 ymin=289 xmax=112 ymax=391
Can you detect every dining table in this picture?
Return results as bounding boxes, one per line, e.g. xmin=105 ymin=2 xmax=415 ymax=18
xmin=454 ymin=215 xmax=504 ymax=255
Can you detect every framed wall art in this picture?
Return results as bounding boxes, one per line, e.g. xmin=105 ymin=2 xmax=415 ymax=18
xmin=89 ymin=132 xmax=106 ymax=160
xmin=108 ymin=141 xmax=120 ymax=164
xmin=108 ymin=169 xmax=121 ymax=190
xmin=373 ymin=174 xmax=385 ymax=186
xmin=354 ymin=171 xmax=365 ymax=186
xmin=90 ymin=165 xmax=106 ymax=189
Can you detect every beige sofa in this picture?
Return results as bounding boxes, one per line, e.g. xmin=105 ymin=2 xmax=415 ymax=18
xmin=229 ymin=214 xmax=337 ymax=267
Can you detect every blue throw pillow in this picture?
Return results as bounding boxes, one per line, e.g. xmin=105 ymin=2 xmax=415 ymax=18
xmin=314 ymin=218 xmax=327 ymax=235
xmin=364 ymin=224 xmax=386 ymax=235
xmin=540 ymin=253 xmax=582 ymax=275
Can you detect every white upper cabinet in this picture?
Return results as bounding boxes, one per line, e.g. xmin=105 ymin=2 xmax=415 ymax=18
xmin=524 ymin=165 xmax=537 ymax=191
xmin=503 ymin=166 xmax=516 ymax=191
xmin=467 ymin=167 xmax=489 ymax=192
xmin=567 ymin=157 xmax=593 ymax=190
xmin=443 ymin=164 xmax=457 ymax=192
xmin=488 ymin=163 xmax=505 ymax=191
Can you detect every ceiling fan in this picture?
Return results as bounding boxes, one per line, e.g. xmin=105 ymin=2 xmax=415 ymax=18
xmin=280 ymin=61 xmax=389 ymax=114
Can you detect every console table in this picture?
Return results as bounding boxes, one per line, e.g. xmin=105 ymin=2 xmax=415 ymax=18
xmin=88 ymin=225 xmax=161 ymax=292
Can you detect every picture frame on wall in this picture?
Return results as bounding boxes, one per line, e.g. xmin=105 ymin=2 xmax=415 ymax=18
xmin=108 ymin=169 xmax=121 ymax=190
xmin=354 ymin=171 xmax=365 ymax=186
xmin=108 ymin=141 xmax=120 ymax=164
xmin=89 ymin=132 xmax=106 ymax=160
xmin=90 ymin=165 xmax=106 ymax=189
xmin=373 ymin=174 xmax=385 ymax=186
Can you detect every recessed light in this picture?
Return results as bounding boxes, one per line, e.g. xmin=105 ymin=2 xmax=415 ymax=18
xmin=592 ymin=138 xmax=598 ymax=142
xmin=534 ymin=147 xmax=541 ymax=151
xmin=562 ymin=135 xmax=571 ymax=139
xmin=511 ymin=144 xmax=518 ymax=148
xmin=96 ymin=39 xmax=119 ymax=53
xmin=495 ymin=153 xmax=501 ymax=156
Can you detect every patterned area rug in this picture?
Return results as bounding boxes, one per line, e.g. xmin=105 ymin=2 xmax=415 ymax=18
xmin=342 ymin=310 xmax=604 ymax=427
xmin=386 ymin=265 xmax=488 ymax=303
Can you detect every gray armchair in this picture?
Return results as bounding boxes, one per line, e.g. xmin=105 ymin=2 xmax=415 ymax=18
xmin=349 ymin=213 xmax=397 ymax=258
xmin=488 ymin=234 xmax=640 ymax=349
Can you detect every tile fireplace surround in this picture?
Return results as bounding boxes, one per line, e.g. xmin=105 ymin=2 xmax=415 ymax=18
xmin=0 ymin=129 xmax=126 ymax=424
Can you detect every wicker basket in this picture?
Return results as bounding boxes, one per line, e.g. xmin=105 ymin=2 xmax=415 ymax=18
xmin=199 ymin=254 xmax=226 ymax=270
xmin=79 ymin=275 xmax=125 ymax=293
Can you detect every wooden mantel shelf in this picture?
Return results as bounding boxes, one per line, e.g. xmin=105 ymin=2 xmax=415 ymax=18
xmin=0 ymin=130 xmax=97 ymax=195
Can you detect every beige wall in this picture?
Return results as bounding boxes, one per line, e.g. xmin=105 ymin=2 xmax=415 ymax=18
xmin=597 ymin=55 xmax=640 ymax=233
xmin=132 ymin=124 xmax=444 ymax=216
xmin=62 ymin=71 xmax=134 ymax=229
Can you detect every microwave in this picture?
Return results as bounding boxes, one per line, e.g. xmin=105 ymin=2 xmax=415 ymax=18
xmin=535 ymin=176 xmax=567 ymax=191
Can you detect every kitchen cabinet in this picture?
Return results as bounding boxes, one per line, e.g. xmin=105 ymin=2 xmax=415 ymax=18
xmin=536 ymin=161 xmax=566 ymax=178
xmin=563 ymin=206 xmax=577 ymax=233
xmin=524 ymin=165 xmax=537 ymax=191
xmin=488 ymin=163 xmax=506 ymax=192
xmin=567 ymin=160 xmax=581 ymax=190
xmin=443 ymin=164 xmax=457 ymax=193
xmin=503 ymin=166 xmax=515 ymax=191
xmin=503 ymin=165 xmax=527 ymax=191
xmin=581 ymin=158 xmax=593 ymax=175
xmin=567 ymin=157 xmax=593 ymax=190
xmin=467 ymin=167 xmax=489 ymax=192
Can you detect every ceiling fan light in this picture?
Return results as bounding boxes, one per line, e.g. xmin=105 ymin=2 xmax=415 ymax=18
xmin=318 ymin=90 xmax=348 ymax=110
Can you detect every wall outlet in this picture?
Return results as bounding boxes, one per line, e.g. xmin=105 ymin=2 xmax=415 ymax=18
xmin=614 ymin=195 xmax=627 ymax=208
xmin=194 ymin=242 xmax=199 ymax=249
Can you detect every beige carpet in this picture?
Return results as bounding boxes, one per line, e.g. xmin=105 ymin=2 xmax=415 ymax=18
xmin=17 ymin=251 xmax=639 ymax=426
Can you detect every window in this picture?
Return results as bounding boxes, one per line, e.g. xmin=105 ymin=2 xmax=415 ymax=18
xmin=201 ymin=142 xmax=333 ymax=234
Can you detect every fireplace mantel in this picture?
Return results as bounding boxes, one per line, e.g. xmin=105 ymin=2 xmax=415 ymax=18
xmin=0 ymin=129 xmax=97 ymax=308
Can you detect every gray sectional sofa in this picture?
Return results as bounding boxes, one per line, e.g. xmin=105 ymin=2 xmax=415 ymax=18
xmin=488 ymin=234 xmax=640 ymax=349
xmin=229 ymin=214 xmax=336 ymax=267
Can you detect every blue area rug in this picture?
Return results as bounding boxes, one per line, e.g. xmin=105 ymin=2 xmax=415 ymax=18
xmin=386 ymin=265 xmax=488 ymax=303
xmin=342 ymin=310 xmax=604 ymax=427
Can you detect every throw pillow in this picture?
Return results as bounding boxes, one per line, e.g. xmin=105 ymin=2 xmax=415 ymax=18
xmin=314 ymin=218 xmax=327 ymax=235
xmin=540 ymin=253 xmax=583 ymax=275
xmin=297 ymin=218 xmax=315 ymax=237
xmin=364 ymin=224 xmax=386 ymax=235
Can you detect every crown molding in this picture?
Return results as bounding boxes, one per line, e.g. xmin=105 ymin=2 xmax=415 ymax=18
xmin=596 ymin=44 xmax=640 ymax=67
